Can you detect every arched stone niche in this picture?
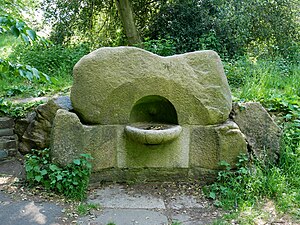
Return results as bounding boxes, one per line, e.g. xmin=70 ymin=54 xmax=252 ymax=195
xmin=129 ymin=95 xmax=178 ymax=125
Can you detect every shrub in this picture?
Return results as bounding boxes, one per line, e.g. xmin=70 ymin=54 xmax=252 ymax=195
xmin=25 ymin=148 xmax=93 ymax=201
xmin=142 ymin=38 xmax=176 ymax=56
xmin=9 ymin=43 xmax=91 ymax=78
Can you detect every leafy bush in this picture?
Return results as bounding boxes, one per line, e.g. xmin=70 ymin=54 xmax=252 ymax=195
xmin=0 ymin=58 xmax=50 ymax=82
xmin=9 ymin=43 xmax=91 ymax=78
xmin=25 ymin=149 xmax=93 ymax=200
xmin=142 ymin=38 xmax=176 ymax=56
xmin=0 ymin=98 xmax=43 ymax=118
xmin=148 ymin=0 xmax=299 ymax=58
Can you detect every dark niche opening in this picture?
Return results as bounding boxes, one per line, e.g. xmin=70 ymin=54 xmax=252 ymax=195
xmin=129 ymin=95 xmax=178 ymax=125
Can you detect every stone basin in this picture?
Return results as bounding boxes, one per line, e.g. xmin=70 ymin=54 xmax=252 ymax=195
xmin=125 ymin=123 xmax=182 ymax=145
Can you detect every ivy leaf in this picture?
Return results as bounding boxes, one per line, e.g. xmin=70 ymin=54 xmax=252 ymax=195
xmin=49 ymin=164 xmax=60 ymax=171
xmin=73 ymin=159 xmax=81 ymax=165
xmin=56 ymin=174 xmax=63 ymax=180
xmin=40 ymin=169 xmax=47 ymax=176
xmin=35 ymin=175 xmax=42 ymax=182
xmin=209 ymin=192 xmax=216 ymax=200
xmin=16 ymin=21 xmax=25 ymax=31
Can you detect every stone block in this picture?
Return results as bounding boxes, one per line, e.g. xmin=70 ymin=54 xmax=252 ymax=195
xmin=232 ymin=102 xmax=281 ymax=162
xmin=189 ymin=125 xmax=219 ymax=169
xmin=71 ymin=47 xmax=232 ymax=125
xmin=83 ymin=125 xmax=118 ymax=171
xmin=0 ymin=117 xmax=14 ymax=129
xmin=118 ymin=127 xmax=190 ymax=168
xmin=51 ymin=109 xmax=85 ymax=166
xmin=216 ymin=121 xmax=247 ymax=166
xmin=0 ymin=128 xmax=14 ymax=137
xmin=0 ymin=150 xmax=8 ymax=160
xmin=189 ymin=121 xmax=247 ymax=170
xmin=0 ymin=137 xmax=17 ymax=149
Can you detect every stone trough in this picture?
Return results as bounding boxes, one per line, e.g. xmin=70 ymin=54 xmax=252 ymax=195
xmin=51 ymin=47 xmax=247 ymax=183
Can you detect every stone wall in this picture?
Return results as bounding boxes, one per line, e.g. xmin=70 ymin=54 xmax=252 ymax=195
xmin=0 ymin=117 xmax=18 ymax=160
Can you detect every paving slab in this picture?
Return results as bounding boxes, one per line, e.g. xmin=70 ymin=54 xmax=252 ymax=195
xmin=89 ymin=185 xmax=165 ymax=209
xmin=0 ymin=191 xmax=63 ymax=225
xmin=167 ymin=195 xmax=205 ymax=210
xmin=78 ymin=209 xmax=168 ymax=225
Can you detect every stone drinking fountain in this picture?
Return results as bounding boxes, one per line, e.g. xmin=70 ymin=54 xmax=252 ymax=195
xmin=51 ymin=47 xmax=247 ymax=182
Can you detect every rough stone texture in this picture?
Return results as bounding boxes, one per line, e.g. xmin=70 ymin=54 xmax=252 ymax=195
xmin=0 ymin=136 xmax=17 ymax=149
xmin=51 ymin=109 xmax=84 ymax=166
xmin=189 ymin=121 xmax=247 ymax=169
xmin=232 ymin=102 xmax=281 ymax=162
xmin=83 ymin=125 xmax=118 ymax=171
xmin=71 ymin=47 xmax=232 ymax=126
xmin=0 ymin=117 xmax=14 ymax=129
xmin=119 ymin=127 xmax=190 ymax=169
xmin=16 ymin=96 xmax=73 ymax=153
xmin=89 ymin=185 xmax=165 ymax=209
xmin=125 ymin=124 xmax=182 ymax=144
xmin=0 ymin=150 xmax=8 ymax=159
xmin=216 ymin=121 xmax=247 ymax=166
xmin=0 ymin=128 xmax=14 ymax=136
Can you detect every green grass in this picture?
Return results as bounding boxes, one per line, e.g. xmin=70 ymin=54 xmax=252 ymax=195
xmin=0 ymin=35 xmax=89 ymax=99
xmin=211 ymin=56 xmax=300 ymax=224
xmin=77 ymin=202 xmax=101 ymax=216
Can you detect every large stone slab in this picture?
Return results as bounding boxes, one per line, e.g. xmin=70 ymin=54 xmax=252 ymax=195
xmin=232 ymin=102 xmax=281 ymax=162
xmin=16 ymin=96 xmax=73 ymax=153
xmin=89 ymin=185 xmax=165 ymax=209
xmin=77 ymin=209 xmax=168 ymax=225
xmin=189 ymin=121 xmax=247 ymax=169
xmin=0 ymin=117 xmax=14 ymax=129
xmin=71 ymin=47 xmax=232 ymax=126
xmin=51 ymin=109 xmax=85 ymax=166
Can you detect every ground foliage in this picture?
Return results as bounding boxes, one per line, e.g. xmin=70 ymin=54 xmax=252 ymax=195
xmin=25 ymin=149 xmax=93 ymax=201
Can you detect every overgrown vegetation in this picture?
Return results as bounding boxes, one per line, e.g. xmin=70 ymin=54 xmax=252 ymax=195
xmin=206 ymin=59 xmax=300 ymax=222
xmin=25 ymin=149 xmax=93 ymax=201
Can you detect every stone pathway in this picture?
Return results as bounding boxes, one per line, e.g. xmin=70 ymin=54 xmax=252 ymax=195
xmin=77 ymin=183 xmax=222 ymax=225
xmin=0 ymin=159 xmax=222 ymax=225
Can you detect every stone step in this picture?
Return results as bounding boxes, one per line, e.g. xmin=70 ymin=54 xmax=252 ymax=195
xmin=0 ymin=149 xmax=17 ymax=160
xmin=0 ymin=149 xmax=8 ymax=160
xmin=0 ymin=137 xmax=17 ymax=149
xmin=0 ymin=128 xmax=14 ymax=137
xmin=0 ymin=117 xmax=14 ymax=129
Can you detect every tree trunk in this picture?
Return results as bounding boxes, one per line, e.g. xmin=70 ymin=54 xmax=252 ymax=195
xmin=115 ymin=0 xmax=142 ymax=46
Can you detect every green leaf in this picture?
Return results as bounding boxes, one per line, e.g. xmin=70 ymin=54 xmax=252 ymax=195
xmin=49 ymin=164 xmax=60 ymax=171
xmin=10 ymin=25 xmax=20 ymax=37
xmin=16 ymin=21 xmax=25 ymax=30
xmin=26 ymin=29 xmax=36 ymax=41
xmin=56 ymin=174 xmax=63 ymax=180
xmin=31 ymin=67 xmax=40 ymax=79
xmin=73 ymin=159 xmax=81 ymax=165
xmin=35 ymin=175 xmax=42 ymax=182
xmin=0 ymin=17 xmax=8 ymax=24
xmin=21 ymin=33 xmax=30 ymax=44
xmin=40 ymin=169 xmax=47 ymax=176
xmin=209 ymin=192 xmax=216 ymax=200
